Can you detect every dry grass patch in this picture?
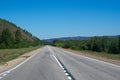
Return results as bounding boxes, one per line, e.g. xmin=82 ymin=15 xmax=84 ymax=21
xmin=0 ymin=46 xmax=40 ymax=63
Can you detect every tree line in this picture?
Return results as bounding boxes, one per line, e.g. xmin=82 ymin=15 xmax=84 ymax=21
xmin=52 ymin=36 xmax=120 ymax=54
xmin=0 ymin=28 xmax=42 ymax=49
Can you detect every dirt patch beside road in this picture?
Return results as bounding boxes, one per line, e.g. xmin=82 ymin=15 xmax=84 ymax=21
xmin=0 ymin=47 xmax=42 ymax=73
xmin=62 ymin=48 xmax=120 ymax=66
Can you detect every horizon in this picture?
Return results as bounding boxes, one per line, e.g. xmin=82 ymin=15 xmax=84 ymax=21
xmin=0 ymin=0 xmax=120 ymax=39
xmin=43 ymin=35 xmax=120 ymax=40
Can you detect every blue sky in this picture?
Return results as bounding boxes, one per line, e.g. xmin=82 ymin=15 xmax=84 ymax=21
xmin=0 ymin=0 xmax=120 ymax=39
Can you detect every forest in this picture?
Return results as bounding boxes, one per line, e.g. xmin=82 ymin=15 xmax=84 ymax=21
xmin=0 ymin=28 xmax=42 ymax=49
xmin=0 ymin=18 xmax=42 ymax=49
xmin=52 ymin=36 xmax=120 ymax=54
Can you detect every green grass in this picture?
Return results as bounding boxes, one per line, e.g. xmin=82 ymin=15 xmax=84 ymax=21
xmin=74 ymin=50 xmax=120 ymax=60
xmin=0 ymin=46 xmax=41 ymax=63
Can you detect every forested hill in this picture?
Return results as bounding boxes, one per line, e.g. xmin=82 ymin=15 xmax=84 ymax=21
xmin=0 ymin=18 xmax=42 ymax=49
xmin=52 ymin=36 xmax=120 ymax=54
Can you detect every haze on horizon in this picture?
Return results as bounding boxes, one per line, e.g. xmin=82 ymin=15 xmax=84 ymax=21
xmin=0 ymin=0 xmax=120 ymax=39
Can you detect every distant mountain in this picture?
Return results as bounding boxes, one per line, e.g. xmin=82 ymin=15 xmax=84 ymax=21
xmin=43 ymin=35 xmax=120 ymax=42
xmin=43 ymin=36 xmax=90 ymax=42
xmin=0 ymin=18 xmax=41 ymax=48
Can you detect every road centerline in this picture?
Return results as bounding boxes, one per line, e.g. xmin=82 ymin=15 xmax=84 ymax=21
xmin=48 ymin=46 xmax=75 ymax=80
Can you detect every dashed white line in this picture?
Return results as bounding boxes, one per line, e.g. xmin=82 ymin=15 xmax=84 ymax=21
xmin=64 ymin=70 xmax=67 ymax=73
xmin=68 ymin=76 xmax=72 ymax=80
xmin=53 ymin=55 xmax=64 ymax=69
xmin=48 ymin=46 xmax=75 ymax=80
xmin=65 ymin=73 xmax=69 ymax=76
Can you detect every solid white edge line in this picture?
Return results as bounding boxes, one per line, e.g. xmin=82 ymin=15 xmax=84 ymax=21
xmin=61 ymin=48 xmax=120 ymax=68
xmin=0 ymin=49 xmax=40 ymax=78
xmin=2 ymin=74 xmax=7 ymax=76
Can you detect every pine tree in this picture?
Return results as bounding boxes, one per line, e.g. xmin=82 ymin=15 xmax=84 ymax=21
xmin=118 ymin=36 xmax=120 ymax=53
xmin=1 ymin=28 xmax=14 ymax=48
xmin=15 ymin=29 xmax=22 ymax=43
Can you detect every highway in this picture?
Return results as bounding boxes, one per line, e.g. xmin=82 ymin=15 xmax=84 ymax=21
xmin=0 ymin=46 xmax=120 ymax=80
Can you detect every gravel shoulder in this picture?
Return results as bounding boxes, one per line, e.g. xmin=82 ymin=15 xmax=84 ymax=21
xmin=1 ymin=46 xmax=119 ymax=74
xmin=62 ymin=48 xmax=120 ymax=66
xmin=0 ymin=47 xmax=42 ymax=73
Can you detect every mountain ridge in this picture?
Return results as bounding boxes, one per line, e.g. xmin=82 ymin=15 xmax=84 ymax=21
xmin=43 ymin=35 xmax=120 ymax=42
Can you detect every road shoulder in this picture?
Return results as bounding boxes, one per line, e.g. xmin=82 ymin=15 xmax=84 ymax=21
xmin=61 ymin=48 xmax=120 ymax=66
xmin=0 ymin=47 xmax=42 ymax=73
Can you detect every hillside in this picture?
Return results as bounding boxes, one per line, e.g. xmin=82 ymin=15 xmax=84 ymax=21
xmin=0 ymin=18 xmax=41 ymax=48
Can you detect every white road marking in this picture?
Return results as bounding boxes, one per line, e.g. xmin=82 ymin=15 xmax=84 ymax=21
xmin=6 ymin=71 xmax=11 ymax=74
xmin=0 ymin=77 xmax=2 ymax=79
xmin=65 ymin=73 xmax=69 ymax=76
xmin=48 ymin=46 xmax=74 ymax=80
xmin=68 ymin=76 xmax=72 ymax=80
xmin=2 ymin=74 xmax=7 ymax=76
xmin=62 ymin=48 xmax=120 ymax=68
xmin=0 ymin=49 xmax=40 ymax=79
xmin=53 ymin=55 xmax=64 ymax=69
xmin=48 ymin=46 xmax=64 ymax=69
xmin=64 ymin=70 xmax=67 ymax=72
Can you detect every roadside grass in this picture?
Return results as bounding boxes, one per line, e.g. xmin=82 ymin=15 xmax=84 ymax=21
xmin=65 ymin=49 xmax=120 ymax=60
xmin=0 ymin=46 xmax=41 ymax=63
xmin=79 ymin=50 xmax=120 ymax=60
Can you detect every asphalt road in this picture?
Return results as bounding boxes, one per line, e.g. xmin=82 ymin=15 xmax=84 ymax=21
xmin=0 ymin=46 xmax=120 ymax=80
